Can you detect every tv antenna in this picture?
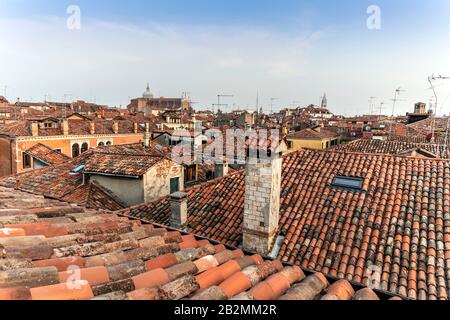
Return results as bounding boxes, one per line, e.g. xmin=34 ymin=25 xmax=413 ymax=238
xmin=270 ymin=98 xmax=279 ymax=114
xmin=428 ymin=75 xmax=450 ymax=142
xmin=214 ymin=94 xmax=233 ymax=113
xmin=368 ymin=96 xmax=377 ymax=115
xmin=377 ymin=102 xmax=385 ymax=118
xmin=1 ymin=85 xmax=8 ymax=98
xmin=389 ymin=87 xmax=406 ymax=138
xmin=391 ymin=87 xmax=406 ymax=117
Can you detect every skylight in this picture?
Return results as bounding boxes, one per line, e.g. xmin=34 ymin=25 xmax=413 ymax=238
xmin=331 ymin=176 xmax=363 ymax=190
xmin=70 ymin=164 xmax=85 ymax=174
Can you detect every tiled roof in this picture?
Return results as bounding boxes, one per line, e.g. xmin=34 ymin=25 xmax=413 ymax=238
xmin=0 ymin=152 xmax=123 ymax=212
xmin=334 ymin=139 xmax=450 ymax=159
xmin=0 ymin=186 xmax=394 ymax=300
xmin=0 ymin=143 xmax=168 ymax=211
xmin=25 ymin=144 xmax=71 ymax=166
xmin=0 ymin=119 xmax=147 ymax=138
xmin=119 ymin=149 xmax=450 ymax=300
xmin=61 ymin=182 xmax=125 ymax=211
xmin=84 ymin=154 xmax=164 ymax=177
xmin=287 ymin=128 xmax=338 ymax=140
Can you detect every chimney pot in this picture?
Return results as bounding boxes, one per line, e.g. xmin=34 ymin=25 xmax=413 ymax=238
xmin=169 ymin=192 xmax=188 ymax=229
xmin=242 ymin=153 xmax=282 ymax=255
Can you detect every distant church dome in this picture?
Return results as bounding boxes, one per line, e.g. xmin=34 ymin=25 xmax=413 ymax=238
xmin=143 ymin=83 xmax=154 ymax=99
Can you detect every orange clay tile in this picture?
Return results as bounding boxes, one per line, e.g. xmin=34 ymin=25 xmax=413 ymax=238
xmin=181 ymin=234 xmax=196 ymax=242
xmin=250 ymin=255 xmax=264 ymax=265
xmin=232 ymin=249 xmax=244 ymax=259
xmin=0 ymin=287 xmax=32 ymax=300
xmin=194 ymin=255 xmax=219 ymax=274
xmin=250 ymin=281 xmax=277 ymax=300
xmin=0 ymin=228 xmax=26 ymax=238
xmin=214 ymin=244 xmax=226 ymax=252
xmin=127 ymin=287 xmax=160 ymax=300
xmin=325 ymin=279 xmax=355 ymax=300
xmin=264 ymin=273 xmax=292 ymax=298
xmin=132 ymin=268 xmax=170 ymax=290
xmin=219 ymin=271 xmax=253 ymax=298
xmin=32 ymin=257 xmax=85 ymax=272
xmin=197 ymin=239 xmax=210 ymax=247
xmin=5 ymin=222 xmax=68 ymax=238
xmin=178 ymin=239 xmax=198 ymax=250
xmin=30 ymin=280 xmax=94 ymax=300
xmin=58 ymin=266 xmax=110 ymax=286
xmin=145 ymin=253 xmax=178 ymax=271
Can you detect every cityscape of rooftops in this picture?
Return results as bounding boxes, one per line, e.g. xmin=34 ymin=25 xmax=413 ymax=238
xmin=0 ymin=0 xmax=450 ymax=312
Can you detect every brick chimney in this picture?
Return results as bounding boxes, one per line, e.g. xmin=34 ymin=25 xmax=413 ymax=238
xmin=133 ymin=122 xmax=138 ymax=134
xmin=214 ymin=161 xmax=229 ymax=178
xmin=61 ymin=119 xmax=69 ymax=136
xmin=243 ymin=152 xmax=282 ymax=255
xmin=30 ymin=122 xmax=39 ymax=137
xmin=169 ymin=192 xmax=188 ymax=229
xmin=89 ymin=122 xmax=95 ymax=135
xmin=144 ymin=122 xmax=151 ymax=148
xmin=112 ymin=121 xmax=119 ymax=134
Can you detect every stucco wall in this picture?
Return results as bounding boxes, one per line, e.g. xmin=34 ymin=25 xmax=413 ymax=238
xmin=286 ymin=137 xmax=339 ymax=152
xmin=90 ymin=174 xmax=144 ymax=207
xmin=143 ymin=160 xmax=184 ymax=203
xmin=0 ymin=138 xmax=12 ymax=177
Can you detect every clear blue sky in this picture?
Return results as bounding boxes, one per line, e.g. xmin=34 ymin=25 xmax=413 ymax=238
xmin=1 ymin=0 xmax=450 ymax=115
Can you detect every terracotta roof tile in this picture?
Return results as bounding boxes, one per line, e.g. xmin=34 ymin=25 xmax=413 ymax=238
xmin=119 ymin=148 xmax=450 ymax=300
xmin=25 ymin=144 xmax=71 ymax=165
xmin=0 ymin=186 xmax=399 ymax=300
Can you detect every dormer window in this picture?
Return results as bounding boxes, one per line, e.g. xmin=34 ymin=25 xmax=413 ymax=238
xmin=331 ymin=176 xmax=363 ymax=190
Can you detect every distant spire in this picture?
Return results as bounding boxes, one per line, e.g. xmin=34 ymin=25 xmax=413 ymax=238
xmin=321 ymin=93 xmax=328 ymax=109
xmin=256 ymin=90 xmax=259 ymax=114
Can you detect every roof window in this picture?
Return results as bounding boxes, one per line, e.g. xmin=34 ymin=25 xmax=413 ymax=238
xmin=331 ymin=176 xmax=363 ymax=190
xmin=70 ymin=164 xmax=85 ymax=174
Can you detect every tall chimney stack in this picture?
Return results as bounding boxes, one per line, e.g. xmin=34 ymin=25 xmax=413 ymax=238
xmin=169 ymin=192 xmax=188 ymax=229
xmin=144 ymin=122 xmax=151 ymax=147
xmin=242 ymin=152 xmax=282 ymax=255
xmin=61 ymin=119 xmax=69 ymax=136
xmin=30 ymin=122 xmax=39 ymax=137
xmin=112 ymin=121 xmax=119 ymax=134
xmin=89 ymin=121 xmax=95 ymax=135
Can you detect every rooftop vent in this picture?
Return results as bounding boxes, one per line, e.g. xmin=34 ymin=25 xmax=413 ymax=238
xmin=331 ymin=176 xmax=363 ymax=190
